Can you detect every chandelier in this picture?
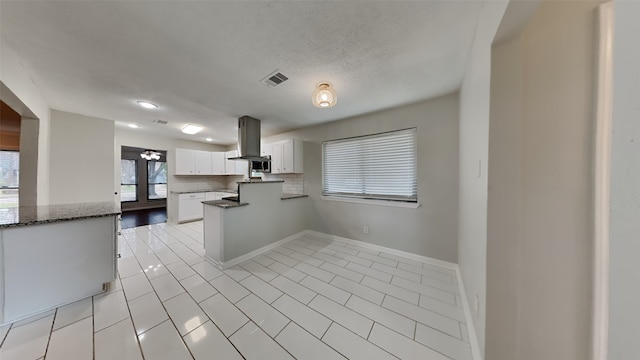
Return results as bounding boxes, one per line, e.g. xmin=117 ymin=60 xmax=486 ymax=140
xmin=140 ymin=150 xmax=161 ymax=160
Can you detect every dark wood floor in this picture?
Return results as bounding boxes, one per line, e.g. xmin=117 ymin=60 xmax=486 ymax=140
xmin=121 ymin=207 xmax=167 ymax=229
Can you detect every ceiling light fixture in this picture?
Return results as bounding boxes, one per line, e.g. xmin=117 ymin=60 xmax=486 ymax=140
xmin=140 ymin=150 xmax=161 ymax=160
xmin=137 ymin=100 xmax=158 ymax=109
xmin=312 ymin=82 xmax=337 ymax=108
xmin=182 ymin=124 xmax=203 ymax=135
xmin=205 ymin=138 xmax=213 ymax=142
xmin=128 ymin=123 xmax=139 ymax=128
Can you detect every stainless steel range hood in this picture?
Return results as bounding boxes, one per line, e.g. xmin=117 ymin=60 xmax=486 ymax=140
xmin=228 ymin=116 xmax=271 ymax=161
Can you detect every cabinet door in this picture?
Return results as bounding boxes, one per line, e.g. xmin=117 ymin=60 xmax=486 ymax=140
xmin=175 ymin=149 xmax=195 ymax=175
xmin=225 ymin=150 xmax=238 ymax=175
xmin=235 ymin=159 xmax=248 ymax=177
xmin=211 ymin=152 xmax=225 ymax=175
xmin=281 ymin=139 xmax=294 ymax=173
xmin=205 ymin=192 xmax=217 ymax=201
xmin=261 ymin=143 xmax=272 ymax=157
xmin=178 ymin=193 xmax=204 ymax=221
xmin=271 ymin=142 xmax=283 ymax=174
xmin=195 ymin=150 xmax=212 ymax=175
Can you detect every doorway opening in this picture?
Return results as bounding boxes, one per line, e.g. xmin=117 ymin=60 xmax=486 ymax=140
xmin=120 ymin=146 xmax=167 ymax=228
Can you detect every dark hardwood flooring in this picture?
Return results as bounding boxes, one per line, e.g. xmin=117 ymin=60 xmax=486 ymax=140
xmin=121 ymin=207 xmax=167 ymax=229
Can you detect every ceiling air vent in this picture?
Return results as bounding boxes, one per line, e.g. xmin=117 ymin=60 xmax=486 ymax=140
xmin=152 ymin=119 xmax=168 ymax=125
xmin=261 ymin=70 xmax=289 ymax=87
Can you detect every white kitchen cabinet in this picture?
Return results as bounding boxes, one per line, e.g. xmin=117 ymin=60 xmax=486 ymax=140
xmin=269 ymin=139 xmax=303 ymax=174
xmin=178 ymin=193 xmax=205 ymax=222
xmin=175 ymin=148 xmax=196 ymax=175
xmin=211 ymin=152 xmax=225 ymax=175
xmin=195 ymin=150 xmax=212 ymax=175
xmin=205 ymin=192 xmax=217 ymax=201
xmin=224 ymin=150 xmax=249 ymax=176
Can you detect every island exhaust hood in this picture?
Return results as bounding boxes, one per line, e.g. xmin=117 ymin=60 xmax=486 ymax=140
xmin=228 ymin=116 xmax=271 ymax=161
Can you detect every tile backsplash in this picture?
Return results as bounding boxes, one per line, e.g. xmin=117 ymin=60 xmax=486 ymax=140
xmin=262 ymin=173 xmax=305 ymax=194
xmin=169 ymin=176 xmax=228 ymax=192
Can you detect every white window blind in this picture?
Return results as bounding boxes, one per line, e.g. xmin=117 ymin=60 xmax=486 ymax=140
xmin=322 ymin=128 xmax=417 ymax=202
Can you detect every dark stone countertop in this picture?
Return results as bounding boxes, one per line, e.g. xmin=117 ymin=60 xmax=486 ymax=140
xmin=170 ymin=189 xmax=237 ymax=194
xmin=0 ymin=201 xmax=121 ymax=228
xmin=281 ymin=193 xmax=309 ymax=200
xmin=202 ymin=200 xmax=249 ymax=209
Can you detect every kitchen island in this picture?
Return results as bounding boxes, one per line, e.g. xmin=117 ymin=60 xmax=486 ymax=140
xmin=0 ymin=202 xmax=120 ymax=325
xmin=203 ymin=181 xmax=309 ymax=268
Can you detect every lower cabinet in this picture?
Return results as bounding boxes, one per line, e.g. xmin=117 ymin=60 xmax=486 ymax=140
xmin=178 ymin=193 xmax=205 ymax=222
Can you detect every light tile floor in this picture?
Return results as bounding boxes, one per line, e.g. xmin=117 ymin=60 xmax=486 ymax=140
xmin=0 ymin=221 xmax=473 ymax=360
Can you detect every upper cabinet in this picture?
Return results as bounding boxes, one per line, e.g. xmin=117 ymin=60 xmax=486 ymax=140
xmin=211 ymin=152 xmax=225 ymax=175
xmin=225 ymin=150 xmax=248 ymax=176
xmin=195 ymin=150 xmax=212 ymax=175
xmin=267 ymin=139 xmax=303 ymax=174
xmin=175 ymin=148 xmax=196 ymax=175
xmin=174 ymin=148 xmax=248 ymax=176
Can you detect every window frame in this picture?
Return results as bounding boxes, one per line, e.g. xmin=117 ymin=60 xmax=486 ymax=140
xmin=321 ymin=128 xmax=419 ymax=208
xmin=146 ymin=160 xmax=167 ymax=201
xmin=120 ymin=158 xmax=138 ymax=203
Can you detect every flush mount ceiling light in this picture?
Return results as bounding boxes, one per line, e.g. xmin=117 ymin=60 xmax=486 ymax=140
xmin=312 ymin=82 xmax=337 ymax=108
xmin=205 ymin=138 xmax=213 ymax=142
xmin=182 ymin=124 xmax=203 ymax=135
xmin=128 ymin=123 xmax=139 ymax=129
xmin=137 ymin=100 xmax=158 ymax=109
xmin=140 ymin=150 xmax=161 ymax=160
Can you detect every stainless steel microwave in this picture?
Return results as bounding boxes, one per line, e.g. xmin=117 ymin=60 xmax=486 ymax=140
xmin=250 ymin=155 xmax=271 ymax=173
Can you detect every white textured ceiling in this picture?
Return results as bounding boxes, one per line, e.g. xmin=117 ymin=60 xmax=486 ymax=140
xmin=1 ymin=0 xmax=486 ymax=145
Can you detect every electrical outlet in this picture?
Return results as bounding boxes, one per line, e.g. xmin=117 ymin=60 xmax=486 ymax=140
xmin=474 ymin=294 xmax=480 ymax=318
xmin=363 ymin=225 xmax=369 ymax=234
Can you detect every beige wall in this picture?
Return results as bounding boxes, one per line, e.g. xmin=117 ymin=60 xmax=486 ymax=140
xmin=264 ymin=93 xmax=460 ymax=262
xmin=486 ymin=1 xmax=603 ymax=359
xmin=1 ymin=38 xmax=51 ymax=205
xmin=49 ymin=110 xmax=115 ymax=204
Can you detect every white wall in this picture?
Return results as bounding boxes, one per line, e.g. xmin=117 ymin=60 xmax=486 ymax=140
xmin=486 ymin=1 xmax=604 ymax=359
xmin=49 ymin=110 xmax=115 ymax=204
xmin=0 ymin=37 xmax=51 ymax=205
xmin=115 ymin=128 xmax=228 ymax=222
xmin=264 ymin=94 xmax=460 ymax=263
xmin=608 ymin=1 xmax=640 ymax=359
xmin=457 ymin=1 xmax=507 ymax=355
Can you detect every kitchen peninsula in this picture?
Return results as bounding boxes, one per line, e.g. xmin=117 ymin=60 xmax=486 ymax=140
xmin=0 ymin=202 xmax=120 ymax=325
xmin=203 ymin=180 xmax=308 ymax=268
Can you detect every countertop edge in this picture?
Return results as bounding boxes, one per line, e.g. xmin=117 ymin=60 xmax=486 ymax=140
xmin=202 ymin=200 xmax=249 ymax=209
xmin=0 ymin=211 xmax=121 ymax=229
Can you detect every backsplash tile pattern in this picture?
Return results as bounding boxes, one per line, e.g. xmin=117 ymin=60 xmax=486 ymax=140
xmin=262 ymin=173 xmax=305 ymax=194
xmin=169 ymin=176 xmax=227 ymax=192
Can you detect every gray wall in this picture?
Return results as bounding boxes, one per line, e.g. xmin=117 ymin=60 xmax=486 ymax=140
xmin=608 ymin=1 xmax=640 ymax=359
xmin=486 ymin=1 xmax=603 ymax=359
xmin=456 ymin=1 xmax=508 ymax=354
xmin=264 ymin=94 xmax=460 ymax=262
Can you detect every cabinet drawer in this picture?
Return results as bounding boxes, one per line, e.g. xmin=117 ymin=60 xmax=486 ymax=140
xmin=179 ymin=193 xmax=205 ymax=201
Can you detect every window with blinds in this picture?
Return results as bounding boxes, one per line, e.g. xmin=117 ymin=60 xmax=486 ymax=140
xmin=322 ymin=128 xmax=417 ymax=202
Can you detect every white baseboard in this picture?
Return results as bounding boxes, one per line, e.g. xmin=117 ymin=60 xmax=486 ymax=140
xmin=305 ymin=230 xmax=457 ymax=270
xmin=456 ymin=267 xmax=483 ymax=360
xmin=211 ymin=230 xmax=308 ymax=269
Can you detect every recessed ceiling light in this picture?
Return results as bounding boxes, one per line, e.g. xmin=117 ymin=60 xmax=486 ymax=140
xmin=205 ymin=138 xmax=213 ymax=142
xmin=128 ymin=123 xmax=139 ymax=128
xmin=182 ymin=124 xmax=203 ymax=135
xmin=137 ymin=100 xmax=158 ymax=109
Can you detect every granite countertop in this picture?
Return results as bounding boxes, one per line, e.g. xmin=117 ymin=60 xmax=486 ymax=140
xmin=281 ymin=193 xmax=309 ymax=200
xmin=170 ymin=189 xmax=237 ymax=194
xmin=237 ymin=180 xmax=285 ymax=184
xmin=0 ymin=201 xmax=121 ymax=228
xmin=202 ymin=200 xmax=249 ymax=209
